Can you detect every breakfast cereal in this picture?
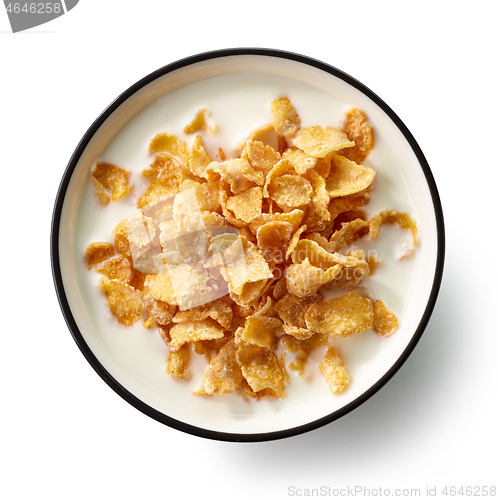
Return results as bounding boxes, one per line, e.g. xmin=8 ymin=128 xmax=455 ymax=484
xmin=85 ymin=96 xmax=418 ymax=398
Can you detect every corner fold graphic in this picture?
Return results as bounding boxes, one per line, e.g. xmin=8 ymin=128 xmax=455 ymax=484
xmin=4 ymin=0 xmax=80 ymax=33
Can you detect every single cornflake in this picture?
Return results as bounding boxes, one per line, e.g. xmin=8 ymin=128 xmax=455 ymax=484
xmin=172 ymin=296 xmax=233 ymax=330
xmin=305 ymin=292 xmax=373 ymax=337
xmin=337 ymin=107 xmax=374 ymax=165
xmin=186 ymin=135 xmax=213 ymax=179
xmin=236 ymin=315 xmax=284 ymax=350
xmin=166 ymin=344 xmax=191 ymax=380
xmin=319 ymin=347 xmax=350 ymax=394
xmin=200 ymin=339 xmax=243 ymax=395
xmin=96 ymin=256 xmax=133 ymax=283
xmin=369 ymin=209 xmax=418 ymax=258
xmin=92 ymin=162 xmax=132 ymax=204
xmin=270 ymin=97 xmax=301 ymax=140
xmin=226 ymin=186 xmax=263 ymax=223
xmin=85 ymin=242 xmax=114 ymax=268
xmin=285 ymin=258 xmax=342 ymax=297
xmin=329 ymin=218 xmax=370 ymax=251
xmin=236 ymin=339 xmax=286 ymax=397
xmin=256 ymin=220 xmax=293 ymax=266
xmin=372 ymin=300 xmax=398 ymax=336
xmin=242 ymin=140 xmax=281 ymax=176
xmin=137 ymin=153 xmax=183 ymax=208
xmin=275 ymin=293 xmax=322 ymax=340
xmin=183 ymin=108 xmax=217 ymax=135
xmin=293 ymin=127 xmax=355 ymax=159
xmin=149 ymin=132 xmax=188 ymax=162
xmin=168 ymin=318 xmax=225 ymax=351
xmin=99 ymin=278 xmax=143 ymax=326
xmin=206 ymin=157 xmax=264 ymax=194
xmin=269 ymin=174 xmax=313 ymax=212
xmin=325 ymin=154 xmax=375 ymax=198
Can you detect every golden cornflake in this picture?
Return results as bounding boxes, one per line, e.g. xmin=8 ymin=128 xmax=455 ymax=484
xmin=92 ymin=162 xmax=132 ymax=203
xmin=270 ymin=97 xmax=301 ymax=140
xmin=338 ymin=107 xmax=374 ymax=165
xmin=329 ymin=218 xmax=370 ymax=251
xmin=100 ymin=278 xmax=143 ymax=326
xmin=305 ymin=292 xmax=373 ymax=337
xmin=168 ymin=318 xmax=225 ymax=351
xmin=137 ymin=153 xmax=182 ymax=208
xmin=183 ymin=108 xmax=217 ymax=135
xmin=149 ymin=132 xmax=188 ymax=161
xmin=187 ymin=135 xmax=212 ymax=179
xmin=166 ymin=344 xmax=191 ymax=380
xmin=285 ymin=258 xmax=342 ymax=298
xmin=200 ymin=339 xmax=243 ymax=395
xmin=96 ymin=256 xmax=133 ymax=283
xmin=226 ymin=186 xmax=263 ymax=223
xmin=256 ymin=220 xmax=293 ymax=266
xmin=242 ymin=140 xmax=281 ymax=175
xmin=373 ymin=300 xmax=398 ymax=336
xmin=85 ymin=242 xmax=114 ymax=268
xmin=369 ymin=209 xmax=418 ymax=247
xmin=275 ymin=293 xmax=322 ymax=340
xmin=237 ymin=315 xmax=283 ymax=350
xmin=293 ymin=126 xmax=355 ymax=158
xmin=207 ymin=157 xmax=264 ymax=194
xmin=268 ymin=174 xmax=313 ymax=212
xmin=325 ymin=154 xmax=375 ymax=198
xmin=319 ymin=347 xmax=350 ymax=394
xmin=236 ymin=339 xmax=286 ymax=397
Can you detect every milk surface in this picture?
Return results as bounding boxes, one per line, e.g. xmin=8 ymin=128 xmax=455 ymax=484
xmin=74 ymin=72 xmax=421 ymax=420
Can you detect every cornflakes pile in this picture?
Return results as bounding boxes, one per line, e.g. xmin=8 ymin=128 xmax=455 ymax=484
xmin=85 ymin=97 xmax=418 ymax=399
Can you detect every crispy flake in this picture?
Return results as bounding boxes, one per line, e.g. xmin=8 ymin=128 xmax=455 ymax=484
xmin=338 ymin=107 xmax=374 ymax=164
xmin=166 ymin=344 xmax=191 ymax=380
xmin=373 ymin=300 xmax=398 ymax=336
xmin=270 ymin=97 xmax=301 ymax=140
xmin=96 ymin=256 xmax=133 ymax=283
xmin=149 ymin=132 xmax=188 ymax=161
xmin=285 ymin=258 xmax=342 ymax=297
xmin=319 ymin=347 xmax=350 ymax=394
xmin=92 ymin=162 xmax=132 ymax=203
xmin=369 ymin=209 xmax=418 ymax=247
xmin=325 ymin=154 xmax=375 ymax=198
xmin=187 ymin=135 xmax=212 ymax=179
xmin=100 ymin=278 xmax=143 ymax=326
xmin=237 ymin=316 xmax=284 ymax=350
xmin=269 ymin=174 xmax=313 ymax=212
xmin=183 ymin=108 xmax=217 ymax=135
xmin=85 ymin=242 xmax=114 ymax=268
xmin=200 ymin=339 xmax=243 ymax=395
xmin=305 ymin=292 xmax=373 ymax=337
xmin=226 ymin=186 xmax=263 ymax=223
xmin=275 ymin=293 xmax=322 ymax=340
xmin=137 ymin=153 xmax=182 ymax=208
xmin=236 ymin=340 xmax=286 ymax=397
xmin=172 ymin=296 xmax=233 ymax=330
xmin=169 ymin=319 xmax=225 ymax=351
xmin=207 ymin=157 xmax=264 ymax=194
xmin=293 ymin=127 xmax=355 ymax=158
xmin=242 ymin=140 xmax=281 ymax=176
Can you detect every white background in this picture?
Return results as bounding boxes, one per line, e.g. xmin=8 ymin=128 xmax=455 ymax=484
xmin=1 ymin=1 xmax=497 ymax=499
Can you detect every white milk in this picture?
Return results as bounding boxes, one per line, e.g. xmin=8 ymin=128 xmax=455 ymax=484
xmin=74 ymin=72 xmax=421 ymax=420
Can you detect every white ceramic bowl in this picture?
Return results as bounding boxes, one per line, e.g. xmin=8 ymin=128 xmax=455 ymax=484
xmin=51 ymin=48 xmax=445 ymax=441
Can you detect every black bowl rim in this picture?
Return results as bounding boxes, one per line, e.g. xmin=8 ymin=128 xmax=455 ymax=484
xmin=50 ymin=47 xmax=445 ymax=443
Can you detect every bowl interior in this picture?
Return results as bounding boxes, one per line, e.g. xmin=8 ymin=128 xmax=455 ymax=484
xmin=54 ymin=51 xmax=443 ymax=440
